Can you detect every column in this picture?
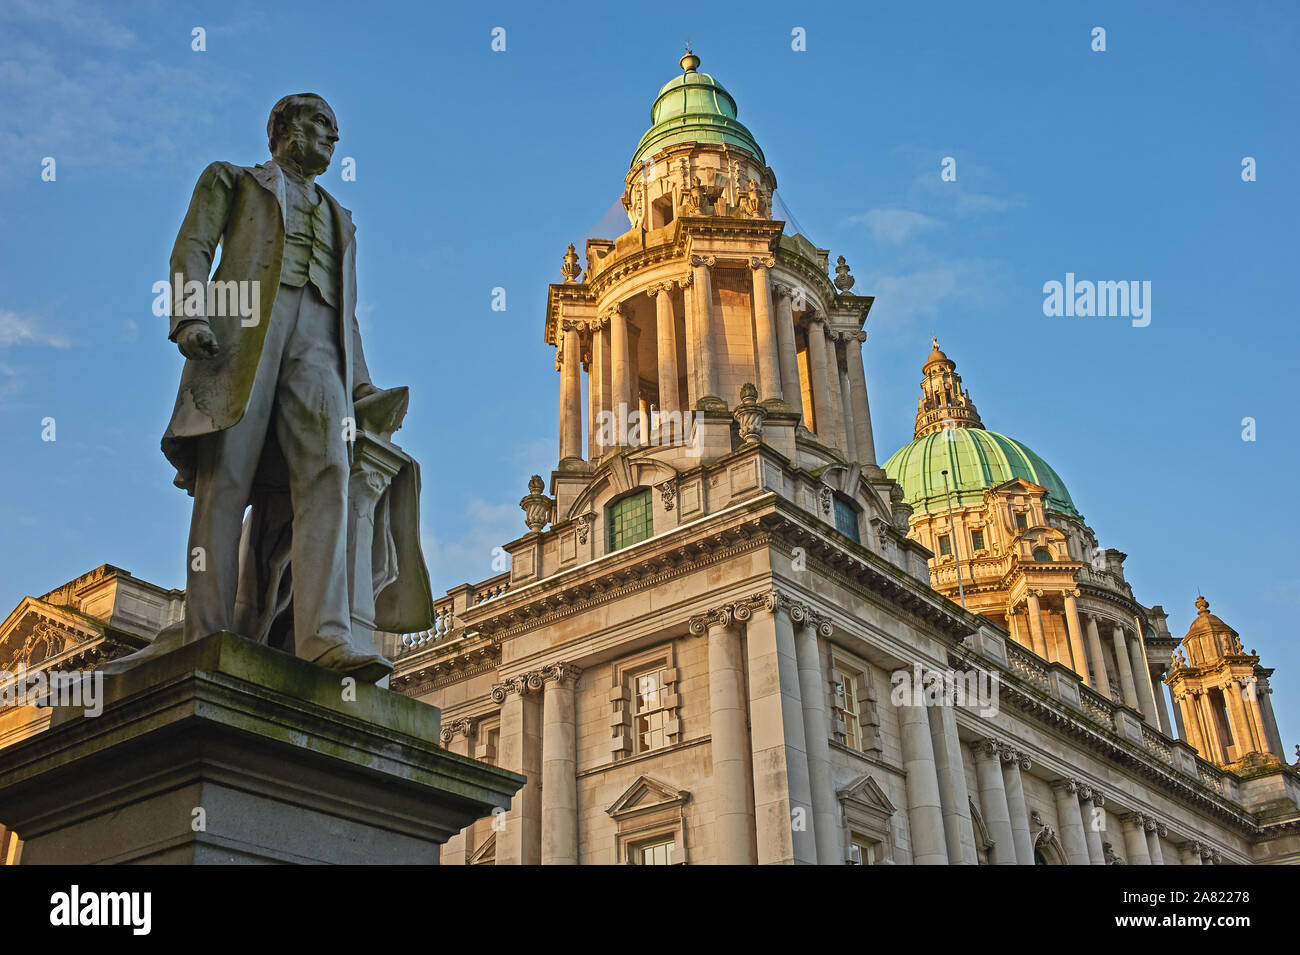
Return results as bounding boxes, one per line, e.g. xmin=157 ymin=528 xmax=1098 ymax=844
xmin=691 ymin=605 xmax=756 ymax=864
xmin=772 ymin=285 xmax=803 ymax=420
xmin=1000 ymin=748 xmax=1034 ymax=865
xmin=1131 ymin=615 xmax=1161 ymax=729
xmin=609 ymin=304 xmax=630 ymax=446
xmin=1113 ymin=626 xmax=1141 ymax=710
xmin=827 ymin=333 xmax=848 ymax=451
xmin=649 ymin=284 xmax=680 ymax=426
xmin=1051 ymin=779 xmax=1091 ymax=865
xmin=746 ymin=593 xmax=817 ymax=864
xmin=629 ymin=325 xmax=644 ymax=443
xmin=1128 ymin=627 xmax=1159 ymax=727
xmin=1179 ymin=841 xmax=1204 ymax=865
xmin=1121 ymin=812 xmax=1152 ymax=865
xmin=1151 ymin=665 xmax=1175 ymax=736
xmin=896 ymin=684 xmax=949 ymax=864
xmin=1078 ymin=787 xmax=1106 ymax=865
xmin=1144 ymin=818 xmax=1166 ymax=865
xmin=837 ymin=355 xmax=857 ymax=461
xmin=1222 ymin=678 xmax=1256 ymax=758
xmin=805 ymin=313 xmax=836 ymax=443
xmin=1025 ymin=591 xmax=1049 ymax=659
xmin=1084 ymin=615 xmax=1113 ymax=698
xmin=541 ymin=663 xmax=580 ymax=865
xmin=928 ymin=701 xmax=977 ymax=863
xmin=558 ymin=319 xmax=583 ymax=462
xmin=1259 ymin=689 xmax=1287 ymax=758
xmin=438 ymin=721 xmax=476 ymax=865
xmin=690 ymin=254 xmax=719 ymax=404
xmin=493 ymin=674 xmax=543 ymax=865
xmin=972 ymin=740 xmax=1016 ymax=865
xmin=1063 ymin=590 xmax=1091 ymax=685
xmin=792 ymin=607 xmax=841 ymax=865
xmin=750 ymin=256 xmax=781 ymax=402
xmin=589 ymin=317 xmax=609 ymax=458
xmin=843 ymin=329 xmax=877 ymax=466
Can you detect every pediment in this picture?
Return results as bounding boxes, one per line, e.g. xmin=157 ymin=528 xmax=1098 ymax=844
xmin=990 ymin=477 xmax=1048 ymax=502
xmin=837 ymin=773 xmax=897 ymax=815
xmin=468 ymin=831 xmax=496 ymax=865
xmin=0 ymin=598 xmax=103 ymax=672
xmin=606 ymin=775 xmax=690 ymax=818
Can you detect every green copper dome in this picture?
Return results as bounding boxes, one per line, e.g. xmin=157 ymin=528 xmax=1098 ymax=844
xmin=630 ymin=53 xmax=765 ymax=168
xmin=883 ymin=428 xmax=1080 ymax=518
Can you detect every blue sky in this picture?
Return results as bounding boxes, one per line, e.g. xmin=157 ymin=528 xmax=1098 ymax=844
xmin=1 ymin=1 xmax=1297 ymax=745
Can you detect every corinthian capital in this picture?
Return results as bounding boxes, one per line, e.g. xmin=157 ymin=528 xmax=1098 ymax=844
xmin=542 ymin=661 xmax=583 ymax=686
xmin=972 ymin=737 xmax=1003 ymax=760
xmin=1051 ymin=778 xmax=1080 ymax=797
xmin=688 ymin=603 xmax=736 ymax=636
xmin=677 ymin=272 xmax=694 ymax=289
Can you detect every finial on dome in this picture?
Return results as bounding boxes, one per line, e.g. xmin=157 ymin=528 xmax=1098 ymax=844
xmin=681 ymin=44 xmax=700 ymax=73
xmin=1195 ymin=595 xmax=1210 ymax=614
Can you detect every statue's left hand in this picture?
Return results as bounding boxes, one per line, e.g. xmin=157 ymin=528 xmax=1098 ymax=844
xmin=353 ymin=381 xmax=379 ymax=401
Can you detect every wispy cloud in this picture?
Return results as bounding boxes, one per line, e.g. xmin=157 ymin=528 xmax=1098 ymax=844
xmin=0 ymin=308 xmax=70 ymax=348
xmin=0 ymin=0 xmax=136 ymax=49
xmin=0 ymin=6 xmax=228 ymax=176
xmin=847 ymin=208 xmax=943 ymax=244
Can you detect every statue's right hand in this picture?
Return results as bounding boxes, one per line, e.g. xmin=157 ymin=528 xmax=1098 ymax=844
xmin=177 ymin=324 xmax=219 ymax=360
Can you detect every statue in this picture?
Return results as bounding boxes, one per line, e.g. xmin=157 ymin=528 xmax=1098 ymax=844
xmin=105 ymin=94 xmax=432 ymax=682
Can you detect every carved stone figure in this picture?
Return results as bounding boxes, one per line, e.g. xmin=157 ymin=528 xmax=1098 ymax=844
xmin=106 ymin=94 xmax=431 ymax=682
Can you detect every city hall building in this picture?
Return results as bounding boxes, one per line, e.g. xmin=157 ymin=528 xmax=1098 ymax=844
xmin=2 ymin=52 xmax=1297 ymax=865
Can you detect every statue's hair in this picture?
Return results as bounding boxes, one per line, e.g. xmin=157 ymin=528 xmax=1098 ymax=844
xmin=267 ymin=93 xmax=331 ymax=153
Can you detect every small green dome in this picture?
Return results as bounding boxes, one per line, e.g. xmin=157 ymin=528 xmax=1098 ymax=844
xmin=630 ymin=55 xmax=764 ymax=168
xmin=883 ymin=428 xmax=1080 ymax=518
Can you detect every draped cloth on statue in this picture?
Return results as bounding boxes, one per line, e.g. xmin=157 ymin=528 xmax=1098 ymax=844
xmin=234 ymin=385 xmax=434 ymax=652
xmin=233 ymin=449 xmax=432 ymax=653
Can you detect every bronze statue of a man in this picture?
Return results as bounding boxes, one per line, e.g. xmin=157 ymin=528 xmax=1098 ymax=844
xmin=135 ymin=93 xmax=430 ymax=679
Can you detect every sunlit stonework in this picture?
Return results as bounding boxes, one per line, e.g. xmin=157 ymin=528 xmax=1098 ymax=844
xmin=2 ymin=53 xmax=1297 ymax=866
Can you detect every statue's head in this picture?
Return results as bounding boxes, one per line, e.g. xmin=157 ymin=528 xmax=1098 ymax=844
xmin=267 ymin=93 xmax=337 ymax=176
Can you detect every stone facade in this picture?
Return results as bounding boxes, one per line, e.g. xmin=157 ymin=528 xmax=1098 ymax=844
xmin=387 ymin=54 xmax=1300 ymax=864
xmin=3 ymin=52 xmax=1298 ymax=867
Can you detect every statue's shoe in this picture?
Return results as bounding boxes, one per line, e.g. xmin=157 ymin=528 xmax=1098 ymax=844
xmin=310 ymin=642 xmax=394 ymax=683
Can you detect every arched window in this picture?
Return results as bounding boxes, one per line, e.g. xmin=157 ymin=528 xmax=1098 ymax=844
xmin=608 ymin=488 xmax=653 ymax=552
xmin=1033 ymin=548 xmax=1053 ymax=562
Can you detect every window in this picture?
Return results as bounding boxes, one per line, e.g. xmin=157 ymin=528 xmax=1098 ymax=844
xmin=631 ymin=836 xmax=677 ymax=865
xmin=1016 ymin=512 xmax=1029 ymax=531
xmin=832 ymin=666 xmax=862 ymax=750
xmin=632 ymin=665 xmax=672 ymax=754
xmin=937 ymin=534 xmax=952 ymax=556
xmin=970 ymin=529 xmax=985 ymax=551
xmin=833 ymin=494 xmax=860 ymax=542
xmin=1032 ymin=548 xmax=1052 ymax=562
xmin=608 ymin=488 xmax=653 ymax=552
xmin=848 ymin=835 xmax=880 ymax=865
xmin=611 ymin=648 xmax=681 ymax=758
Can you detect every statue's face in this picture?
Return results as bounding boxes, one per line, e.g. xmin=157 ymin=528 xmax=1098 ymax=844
xmin=280 ymin=99 xmax=338 ymax=176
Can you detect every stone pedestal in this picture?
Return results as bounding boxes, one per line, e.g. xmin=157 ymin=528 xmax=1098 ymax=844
xmin=0 ymin=632 xmax=522 ymax=864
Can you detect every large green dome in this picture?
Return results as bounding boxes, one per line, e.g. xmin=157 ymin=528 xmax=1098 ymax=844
xmin=630 ymin=53 xmax=764 ymax=168
xmin=883 ymin=428 xmax=1080 ymax=518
